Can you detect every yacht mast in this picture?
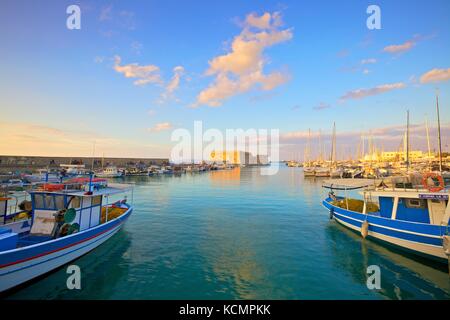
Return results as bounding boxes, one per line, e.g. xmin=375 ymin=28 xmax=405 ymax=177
xmin=330 ymin=122 xmax=336 ymax=168
xmin=425 ymin=115 xmax=432 ymax=170
xmin=436 ymin=89 xmax=443 ymax=173
xmin=318 ymin=129 xmax=323 ymax=163
xmin=406 ymin=110 xmax=410 ymax=173
xmin=307 ymin=128 xmax=311 ymax=166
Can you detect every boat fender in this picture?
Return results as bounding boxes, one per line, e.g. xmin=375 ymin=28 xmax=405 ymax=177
xmin=443 ymin=235 xmax=450 ymax=256
xmin=329 ymin=208 xmax=334 ymax=220
xmin=361 ymin=220 xmax=369 ymax=239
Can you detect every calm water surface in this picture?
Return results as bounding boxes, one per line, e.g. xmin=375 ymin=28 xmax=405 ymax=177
xmin=7 ymin=166 xmax=450 ymax=299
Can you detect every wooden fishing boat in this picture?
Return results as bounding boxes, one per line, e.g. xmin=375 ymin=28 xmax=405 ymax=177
xmin=0 ymin=176 xmax=133 ymax=293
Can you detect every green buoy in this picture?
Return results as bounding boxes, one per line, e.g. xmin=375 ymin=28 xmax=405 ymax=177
xmin=64 ymin=208 xmax=76 ymax=223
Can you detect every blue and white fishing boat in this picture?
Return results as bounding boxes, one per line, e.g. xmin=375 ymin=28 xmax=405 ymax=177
xmin=0 ymin=176 xmax=133 ymax=293
xmin=322 ymin=175 xmax=450 ymax=265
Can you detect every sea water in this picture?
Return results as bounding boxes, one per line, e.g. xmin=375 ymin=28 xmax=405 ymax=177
xmin=7 ymin=166 xmax=450 ymax=299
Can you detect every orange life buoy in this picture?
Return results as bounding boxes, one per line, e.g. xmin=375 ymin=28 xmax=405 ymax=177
xmin=422 ymin=173 xmax=444 ymax=192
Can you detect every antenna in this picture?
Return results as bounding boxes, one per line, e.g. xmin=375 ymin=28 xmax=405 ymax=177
xmin=90 ymin=141 xmax=96 ymax=171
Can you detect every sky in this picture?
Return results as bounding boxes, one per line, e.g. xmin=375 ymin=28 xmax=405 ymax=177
xmin=0 ymin=0 xmax=449 ymax=161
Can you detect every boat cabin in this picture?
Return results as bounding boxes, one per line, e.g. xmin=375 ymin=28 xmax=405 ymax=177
xmin=323 ymin=178 xmax=450 ymax=227
xmin=0 ymin=178 xmax=132 ymax=251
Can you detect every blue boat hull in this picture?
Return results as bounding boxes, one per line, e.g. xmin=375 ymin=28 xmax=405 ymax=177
xmin=0 ymin=207 xmax=132 ymax=292
xmin=322 ymin=198 xmax=448 ymax=263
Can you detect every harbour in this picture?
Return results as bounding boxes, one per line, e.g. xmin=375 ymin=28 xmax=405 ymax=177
xmin=1 ymin=166 xmax=449 ymax=299
xmin=1 ymin=0 xmax=450 ymax=305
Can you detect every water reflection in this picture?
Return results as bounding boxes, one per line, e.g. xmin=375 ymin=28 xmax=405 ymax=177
xmin=326 ymin=223 xmax=450 ymax=299
xmin=8 ymin=230 xmax=133 ymax=299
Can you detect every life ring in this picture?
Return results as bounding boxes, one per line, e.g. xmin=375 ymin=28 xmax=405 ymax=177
xmin=422 ymin=173 xmax=444 ymax=192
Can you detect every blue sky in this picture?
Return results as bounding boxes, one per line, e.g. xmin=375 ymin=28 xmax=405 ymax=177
xmin=0 ymin=0 xmax=449 ymax=160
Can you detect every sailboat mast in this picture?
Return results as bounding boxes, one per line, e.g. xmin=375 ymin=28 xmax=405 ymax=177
xmin=425 ymin=115 xmax=432 ymax=171
xmin=330 ymin=122 xmax=336 ymax=167
xmin=406 ymin=110 xmax=410 ymax=173
xmin=307 ymin=128 xmax=311 ymax=166
xmin=319 ymin=129 xmax=323 ymax=163
xmin=425 ymin=115 xmax=431 ymax=158
xmin=436 ymin=90 xmax=443 ymax=173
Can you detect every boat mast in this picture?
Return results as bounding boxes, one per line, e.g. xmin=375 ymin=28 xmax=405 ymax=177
xmin=406 ymin=110 xmax=410 ymax=173
xmin=361 ymin=132 xmax=365 ymax=161
xmin=436 ymin=89 xmax=443 ymax=173
xmin=307 ymin=128 xmax=311 ymax=166
xmin=330 ymin=122 xmax=336 ymax=168
xmin=425 ymin=114 xmax=432 ymax=169
xmin=319 ymin=129 xmax=323 ymax=163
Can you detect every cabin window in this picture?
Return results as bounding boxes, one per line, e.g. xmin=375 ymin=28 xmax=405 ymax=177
xmin=404 ymin=198 xmax=426 ymax=209
xmin=54 ymin=195 xmax=65 ymax=210
xmin=92 ymin=196 xmax=102 ymax=206
xmin=34 ymin=194 xmax=44 ymax=208
xmin=44 ymin=195 xmax=54 ymax=209
xmin=70 ymin=196 xmax=81 ymax=208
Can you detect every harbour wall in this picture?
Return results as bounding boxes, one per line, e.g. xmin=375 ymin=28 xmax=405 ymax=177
xmin=0 ymin=155 xmax=169 ymax=173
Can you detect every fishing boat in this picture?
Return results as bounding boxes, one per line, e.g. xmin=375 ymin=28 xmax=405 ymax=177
xmin=303 ymin=167 xmax=316 ymax=177
xmin=0 ymin=176 xmax=133 ymax=293
xmin=322 ymin=175 xmax=450 ymax=264
xmin=157 ymin=166 xmax=173 ymax=174
xmin=315 ymin=167 xmax=330 ymax=177
xmin=96 ymin=166 xmax=123 ymax=178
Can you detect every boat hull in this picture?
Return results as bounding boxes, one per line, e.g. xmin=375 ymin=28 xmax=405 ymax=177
xmin=0 ymin=207 xmax=132 ymax=293
xmin=322 ymin=199 xmax=448 ymax=263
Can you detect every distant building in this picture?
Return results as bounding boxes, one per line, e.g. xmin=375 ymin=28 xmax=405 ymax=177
xmin=380 ymin=150 xmax=423 ymax=161
xmin=208 ymin=150 xmax=268 ymax=165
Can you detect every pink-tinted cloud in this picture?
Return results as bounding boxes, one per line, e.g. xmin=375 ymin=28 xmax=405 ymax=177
xmin=313 ymin=102 xmax=331 ymax=110
xmin=194 ymin=12 xmax=292 ymax=107
xmin=420 ymin=68 xmax=450 ymax=83
xmin=340 ymin=82 xmax=406 ymax=101
xmin=148 ymin=122 xmax=173 ymax=132
xmin=383 ymin=40 xmax=415 ymax=53
xmin=279 ymin=123 xmax=449 ymax=160
xmin=113 ymin=55 xmax=162 ymax=86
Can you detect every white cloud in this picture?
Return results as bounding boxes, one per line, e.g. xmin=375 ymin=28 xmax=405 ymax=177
xmin=148 ymin=122 xmax=173 ymax=132
xmin=361 ymin=58 xmax=377 ymax=65
xmin=314 ymin=102 xmax=331 ymax=110
xmin=194 ymin=11 xmax=292 ymax=107
xmin=113 ymin=55 xmax=162 ymax=86
xmin=160 ymin=66 xmax=185 ymax=102
xmin=420 ymin=68 xmax=450 ymax=83
xmin=340 ymin=82 xmax=406 ymax=101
